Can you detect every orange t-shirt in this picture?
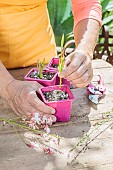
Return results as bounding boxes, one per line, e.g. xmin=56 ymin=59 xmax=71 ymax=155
xmin=0 ymin=0 xmax=57 ymax=68
xmin=71 ymin=0 xmax=102 ymax=27
xmin=0 ymin=0 xmax=102 ymax=69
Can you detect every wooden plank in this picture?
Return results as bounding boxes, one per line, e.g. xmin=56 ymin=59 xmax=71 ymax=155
xmin=1 ymin=60 xmax=113 ymax=133
xmin=0 ymin=120 xmax=113 ymax=169
xmin=92 ymin=59 xmax=112 ymax=69
xmin=0 ymin=59 xmax=113 ymax=169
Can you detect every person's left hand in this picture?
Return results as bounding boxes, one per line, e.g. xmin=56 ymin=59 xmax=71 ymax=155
xmin=59 ymin=50 xmax=93 ymax=88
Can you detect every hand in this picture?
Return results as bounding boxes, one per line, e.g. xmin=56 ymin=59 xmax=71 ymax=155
xmin=5 ymin=79 xmax=56 ymax=122
xmin=59 ymin=50 xmax=93 ymax=88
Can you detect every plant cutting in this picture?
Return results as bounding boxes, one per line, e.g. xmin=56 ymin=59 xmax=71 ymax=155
xmin=57 ymin=34 xmax=71 ymax=87
xmin=39 ymin=85 xmax=75 ymax=122
xmin=47 ymin=34 xmax=71 ymax=87
xmin=58 ymin=34 xmax=65 ymax=87
xmin=24 ymin=59 xmax=57 ymax=86
xmin=37 ymin=58 xmax=45 ymax=79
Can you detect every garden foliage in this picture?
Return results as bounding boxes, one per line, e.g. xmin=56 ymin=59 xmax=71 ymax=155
xmin=47 ymin=0 xmax=113 ymax=45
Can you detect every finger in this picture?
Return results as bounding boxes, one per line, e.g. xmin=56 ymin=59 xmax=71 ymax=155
xmin=8 ymin=101 xmax=21 ymax=117
xmin=29 ymin=93 xmax=55 ymax=114
xmin=19 ymin=110 xmax=56 ymax=125
xmin=13 ymin=103 xmax=32 ymax=117
xmin=27 ymin=81 xmax=43 ymax=93
xmin=66 ymin=60 xmax=92 ymax=81
xmin=39 ymin=113 xmax=57 ymax=124
xmin=59 ymin=56 xmax=81 ymax=78
xmin=72 ymin=71 xmax=93 ymax=88
xmin=71 ymin=68 xmax=93 ymax=85
xmin=31 ymin=113 xmax=56 ymax=125
xmin=23 ymin=110 xmax=56 ymax=121
xmin=75 ymin=75 xmax=93 ymax=88
xmin=12 ymin=94 xmax=32 ymax=117
xmin=64 ymin=56 xmax=71 ymax=67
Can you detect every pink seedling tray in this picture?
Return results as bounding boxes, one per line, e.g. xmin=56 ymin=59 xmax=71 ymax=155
xmin=39 ymin=85 xmax=75 ymax=122
xmin=24 ymin=68 xmax=57 ymax=86
xmin=47 ymin=57 xmax=59 ymax=71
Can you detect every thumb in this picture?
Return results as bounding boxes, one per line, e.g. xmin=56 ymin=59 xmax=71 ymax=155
xmin=28 ymin=81 xmax=43 ymax=93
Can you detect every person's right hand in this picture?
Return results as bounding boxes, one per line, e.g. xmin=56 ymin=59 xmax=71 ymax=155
xmin=5 ymin=79 xmax=56 ymax=122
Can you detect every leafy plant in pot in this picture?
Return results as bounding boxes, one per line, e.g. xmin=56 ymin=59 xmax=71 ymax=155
xmin=39 ymin=85 xmax=75 ymax=122
xmin=24 ymin=59 xmax=57 ymax=86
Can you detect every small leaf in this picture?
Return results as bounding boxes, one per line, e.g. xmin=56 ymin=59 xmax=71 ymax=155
xmin=42 ymin=58 xmax=45 ymax=67
xmin=102 ymin=15 xmax=113 ymax=25
xmin=61 ymin=34 xmax=65 ymax=50
xmin=37 ymin=59 xmax=45 ymax=79
xmin=101 ymin=0 xmax=110 ymax=13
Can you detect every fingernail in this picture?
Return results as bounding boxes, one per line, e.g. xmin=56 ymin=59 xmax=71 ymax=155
xmin=52 ymin=116 xmax=57 ymax=122
xmin=51 ymin=109 xmax=55 ymax=114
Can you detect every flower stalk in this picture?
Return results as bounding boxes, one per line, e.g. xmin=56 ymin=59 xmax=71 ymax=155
xmin=0 ymin=117 xmax=63 ymax=139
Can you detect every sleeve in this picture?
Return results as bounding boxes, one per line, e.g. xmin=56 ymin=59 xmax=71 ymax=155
xmin=70 ymin=0 xmax=102 ymax=27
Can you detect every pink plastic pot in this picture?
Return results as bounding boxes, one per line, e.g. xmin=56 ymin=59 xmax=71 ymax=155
xmin=47 ymin=57 xmax=59 ymax=71
xmin=24 ymin=68 xmax=57 ymax=86
xmin=39 ymin=85 xmax=75 ymax=122
xmin=56 ymin=76 xmax=71 ymax=87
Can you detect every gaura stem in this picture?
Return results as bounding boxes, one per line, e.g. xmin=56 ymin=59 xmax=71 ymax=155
xmin=59 ymin=77 xmax=62 ymax=88
xmin=0 ymin=117 xmax=63 ymax=140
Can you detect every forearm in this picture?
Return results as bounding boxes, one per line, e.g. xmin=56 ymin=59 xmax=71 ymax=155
xmin=70 ymin=0 xmax=102 ymax=59
xmin=74 ymin=18 xmax=100 ymax=59
xmin=0 ymin=61 xmax=14 ymax=99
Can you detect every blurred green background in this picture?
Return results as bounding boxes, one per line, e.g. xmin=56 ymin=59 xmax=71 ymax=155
xmin=47 ymin=0 xmax=113 ymax=46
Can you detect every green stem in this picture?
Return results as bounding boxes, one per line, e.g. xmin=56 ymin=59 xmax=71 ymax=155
xmin=39 ymin=68 xmax=43 ymax=79
xmin=11 ymin=123 xmax=63 ymax=154
xmin=69 ymin=116 xmax=113 ymax=153
xmin=71 ymin=121 xmax=113 ymax=164
xmin=0 ymin=117 xmax=63 ymax=140
xmin=59 ymin=77 xmax=62 ymax=87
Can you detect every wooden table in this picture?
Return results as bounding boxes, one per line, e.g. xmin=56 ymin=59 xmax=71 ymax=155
xmin=0 ymin=59 xmax=113 ymax=170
